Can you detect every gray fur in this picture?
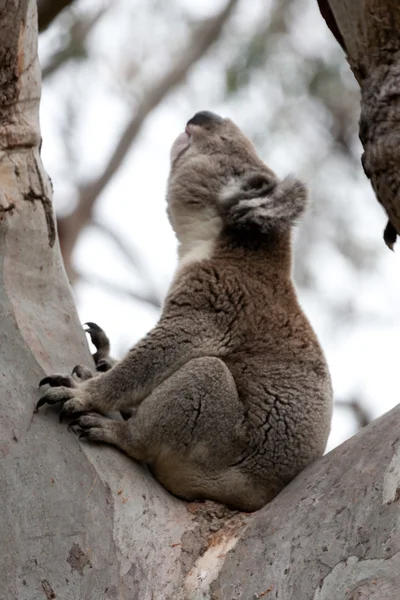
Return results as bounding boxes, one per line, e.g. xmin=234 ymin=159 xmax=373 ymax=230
xmin=37 ymin=112 xmax=332 ymax=512
xmin=225 ymin=175 xmax=308 ymax=233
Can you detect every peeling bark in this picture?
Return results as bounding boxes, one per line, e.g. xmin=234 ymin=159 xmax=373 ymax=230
xmin=1 ymin=1 xmax=399 ymax=599
xmin=317 ymin=0 xmax=400 ymax=248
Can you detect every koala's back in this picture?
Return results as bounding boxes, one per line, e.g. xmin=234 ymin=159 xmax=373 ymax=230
xmin=162 ymin=231 xmax=332 ymax=498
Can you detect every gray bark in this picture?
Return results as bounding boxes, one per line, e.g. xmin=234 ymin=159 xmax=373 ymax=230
xmin=0 ymin=1 xmax=399 ymax=599
xmin=211 ymin=405 xmax=400 ymax=599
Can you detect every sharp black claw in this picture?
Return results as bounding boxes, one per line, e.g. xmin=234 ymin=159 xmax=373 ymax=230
xmin=35 ymin=397 xmax=47 ymax=412
xmin=39 ymin=374 xmax=73 ymax=388
xmin=96 ymin=361 xmax=110 ymax=372
xmin=84 ymin=322 xmax=102 ymax=332
xmin=72 ymin=365 xmax=93 ymax=380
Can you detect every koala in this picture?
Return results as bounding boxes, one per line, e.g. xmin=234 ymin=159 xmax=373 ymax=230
xmin=37 ymin=111 xmax=332 ymax=512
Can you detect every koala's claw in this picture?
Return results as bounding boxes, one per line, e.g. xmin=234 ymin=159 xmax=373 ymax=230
xmin=84 ymin=322 xmax=109 ymax=350
xmin=39 ymin=374 xmax=75 ymax=388
xmin=59 ymin=399 xmax=89 ymax=423
xmin=84 ymin=321 xmax=103 ymax=333
xmin=35 ymin=386 xmax=76 ymax=413
xmin=72 ymin=364 xmax=93 ymax=381
xmin=95 ymin=358 xmax=113 ymax=372
xmin=84 ymin=321 xmax=113 ymax=370
xmin=69 ymin=413 xmax=96 ymax=431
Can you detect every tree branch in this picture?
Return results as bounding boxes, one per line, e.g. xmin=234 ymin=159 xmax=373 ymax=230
xmin=38 ymin=0 xmax=75 ymax=32
xmin=316 ymin=0 xmax=400 ymax=248
xmin=90 ymin=219 xmax=160 ymax=302
xmin=57 ymin=0 xmax=239 ymax=280
xmin=42 ymin=8 xmax=106 ymax=79
xmin=336 ymin=397 xmax=372 ymax=429
xmin=78 ymin=270 xmax=162 ymax=309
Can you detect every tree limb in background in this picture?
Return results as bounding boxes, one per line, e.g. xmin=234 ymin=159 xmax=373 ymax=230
xmin=38 ymin=0 xmax=75 ymax=32
xmin=336 ymin=397 xmax=372 ymax=429
xmin=57 ymin=0 xmax=239 ymax=280
xmin=90 ymin=220 xmax=162 ymax=307
xmin=42 ymin=7 xmax=106 ymax=79
xmin=316 ymin=0 xmax=400 ymax=249
xmin=77 ymin=270 xmax=162 ymax=309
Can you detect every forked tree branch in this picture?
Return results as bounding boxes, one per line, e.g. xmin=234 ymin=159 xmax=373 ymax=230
xmin=57 ymin=0 xmax=239 ymax=280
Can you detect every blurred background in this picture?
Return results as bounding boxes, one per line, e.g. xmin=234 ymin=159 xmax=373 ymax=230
xmin=38 ymin=0 xmax=400 ymax=450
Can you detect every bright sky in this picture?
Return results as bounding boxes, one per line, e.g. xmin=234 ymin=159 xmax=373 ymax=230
xmin=39 ymin=0 xmax=400 ymax=452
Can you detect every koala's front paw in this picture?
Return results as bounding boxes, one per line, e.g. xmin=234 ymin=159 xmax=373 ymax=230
xmin=36 ymin=375 xmax=93 ymax=422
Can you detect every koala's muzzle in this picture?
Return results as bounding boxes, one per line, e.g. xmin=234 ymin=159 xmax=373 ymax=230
xmin=187 ymin=111 xmax=223 ymax=127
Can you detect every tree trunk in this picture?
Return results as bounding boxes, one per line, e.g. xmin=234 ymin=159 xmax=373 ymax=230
xmin=317 ymin=0 xmax=400 ymax=248
xmin=1 ymin=2 xmax=399 ymax=599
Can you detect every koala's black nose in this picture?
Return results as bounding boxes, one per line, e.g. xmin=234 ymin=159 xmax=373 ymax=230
xmin=187 ymin=111 xmax=223 ymax=127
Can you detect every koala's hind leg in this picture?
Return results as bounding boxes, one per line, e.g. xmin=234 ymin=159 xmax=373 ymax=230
xmin=72 ymin=356 xmax=244 ymax=458
xmin=71 ymin=357 xmax=265 ymax=510
xmin=136 ymin=356 xmax=272 ymax=510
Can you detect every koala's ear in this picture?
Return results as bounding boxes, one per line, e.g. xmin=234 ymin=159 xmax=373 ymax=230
xmin=221 ymin=174 xmax=308 ymax=234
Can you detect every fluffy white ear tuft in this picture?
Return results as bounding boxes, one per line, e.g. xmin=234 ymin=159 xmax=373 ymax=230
xmin=221 ymin=174 xmax=308 ymax=234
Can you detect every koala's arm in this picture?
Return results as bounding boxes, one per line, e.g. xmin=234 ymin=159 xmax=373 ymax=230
xmin=92 ymin=319 xmax=203 ymax=407
xmin=37 ymin=316 xmax=210 ymax=416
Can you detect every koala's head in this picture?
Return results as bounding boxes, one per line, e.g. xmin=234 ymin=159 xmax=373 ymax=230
xmin=167 ymin=111 xmax=307 ymax=250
